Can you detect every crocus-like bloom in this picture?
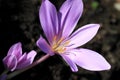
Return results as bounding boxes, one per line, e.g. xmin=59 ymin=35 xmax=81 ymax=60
xmin=3 ymin=42 xmax=37 ymax=71
xmin=37 ymin=0 xmax=111 ymax=72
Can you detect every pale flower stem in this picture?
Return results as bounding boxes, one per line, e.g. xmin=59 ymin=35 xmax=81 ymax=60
xmin=7 ymin=54 xmax=50 ymax=80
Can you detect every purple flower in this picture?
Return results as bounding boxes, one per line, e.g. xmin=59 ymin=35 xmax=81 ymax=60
xmin=37 ymin=0 xmax=111 ymax=72
xmin=3 ymin=42 xmax=37 ymax=71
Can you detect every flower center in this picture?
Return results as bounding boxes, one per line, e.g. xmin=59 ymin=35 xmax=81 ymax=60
xmin=52 ymin=36 xmax=70 ymax=53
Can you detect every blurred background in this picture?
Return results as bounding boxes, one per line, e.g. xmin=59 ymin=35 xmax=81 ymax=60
xmin=0 ymin=0 xmax=120 ymax=80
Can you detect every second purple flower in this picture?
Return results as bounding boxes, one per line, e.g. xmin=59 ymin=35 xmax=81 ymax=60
xmin=3 ymin=42 xmax=37 ymax=71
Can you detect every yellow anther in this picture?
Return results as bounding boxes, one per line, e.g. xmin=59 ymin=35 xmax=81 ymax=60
xmin=52 ymin=44 xmax=57 ymax=49
xmin=52 ymin=36 xmax=70 ymax=54
xmin=57 ymin=48 xmax=66 ymax=53
xmin=57 ymin=37 xmax=64 ymax=45
xmin=55 ymin=46 xmax=66 ymax=53
xmin=64 ymin=40 xmax=70 ymax=46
